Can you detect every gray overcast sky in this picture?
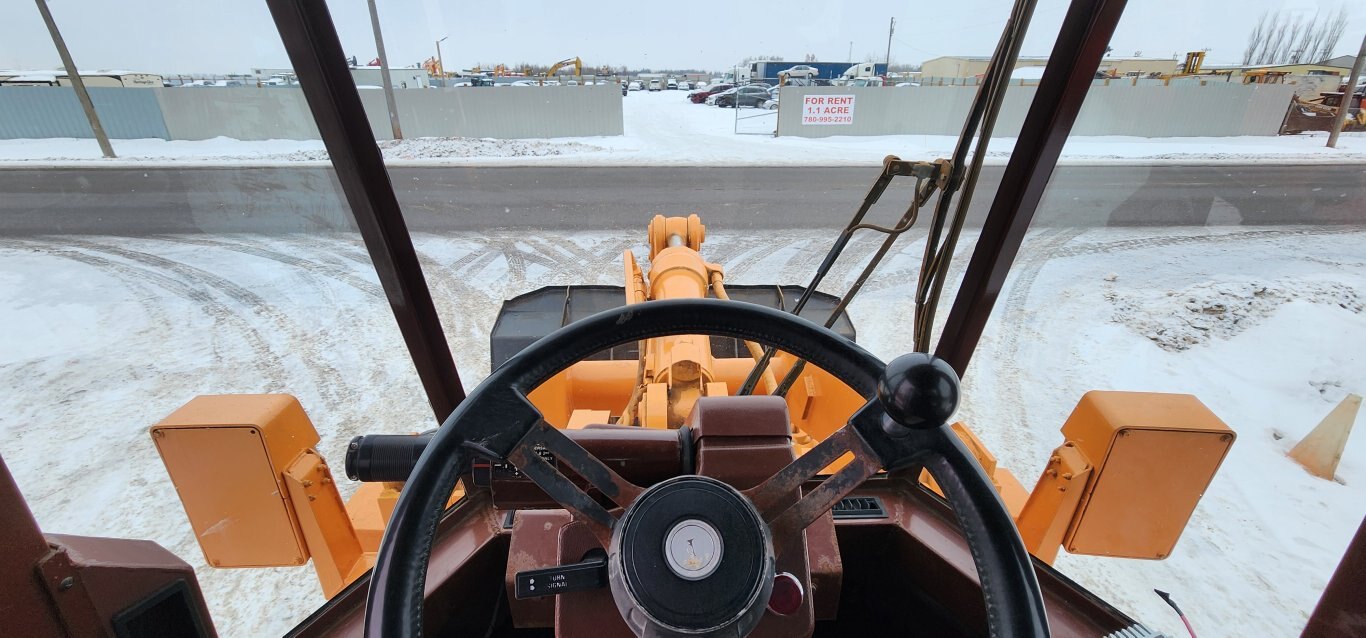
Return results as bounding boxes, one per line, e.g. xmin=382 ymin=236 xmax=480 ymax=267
xmin=1 ymin=0 xmax=1361 ymax=74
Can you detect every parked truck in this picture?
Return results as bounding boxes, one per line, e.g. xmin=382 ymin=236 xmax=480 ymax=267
xmin=735 ymin=60 xmax=888 ymax=85
xmin=835 ymin=62 xmax=886 ymax=86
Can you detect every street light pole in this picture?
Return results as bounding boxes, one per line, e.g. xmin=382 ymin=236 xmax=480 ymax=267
xmin=885 ymin=17 xmax=895 ymax=70
xmin=35 ymin=0 xmax=114 ymax=158
xmin=435 ymin=36 xmax=447 ymax=85
xmin=1327 ymin=32 xmax=1365 ymax=149
xmin=366 ymin=0 xmax=402 ymax=140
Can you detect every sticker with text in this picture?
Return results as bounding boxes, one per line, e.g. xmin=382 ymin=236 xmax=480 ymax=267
xmin=801 ymin=94 xmax=855 ymax=125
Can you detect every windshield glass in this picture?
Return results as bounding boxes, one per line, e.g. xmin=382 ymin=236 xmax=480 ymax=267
xmin=1 ymin=1 xmax=1363 ymax=637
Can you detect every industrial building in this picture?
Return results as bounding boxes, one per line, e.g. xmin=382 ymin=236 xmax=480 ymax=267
xmin=1237 ymin=58 xmax=1354 ymax=78
xmin=0 ymin=70 xmax=162 ymax=87
xmin=922 ymin=55 xmax=1179 ymax=78
xmin=252 ymin=66 xmax=430 ymax=88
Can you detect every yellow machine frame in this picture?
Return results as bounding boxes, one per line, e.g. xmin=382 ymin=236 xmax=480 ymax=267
xmin=152 ymin=215 xmax=1235 ymax=596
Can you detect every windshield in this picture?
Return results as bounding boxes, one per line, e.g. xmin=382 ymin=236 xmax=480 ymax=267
xmin=1 ymin=1 xmax=1363 ymax=637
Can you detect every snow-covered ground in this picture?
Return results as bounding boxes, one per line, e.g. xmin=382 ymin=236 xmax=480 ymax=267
xmin=1 ymin=226 xmax=1364 ymax=637
xmin=2 ymin=90 xmax=1363 ymax=166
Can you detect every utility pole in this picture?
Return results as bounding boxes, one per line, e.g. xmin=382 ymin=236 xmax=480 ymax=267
xmin=435 ymin=36 xmax=448 ymax=86
xmin=366 ymin=0 xmax=402 ymax=140
xmin=848 ymin=41 xmax=853 ymax=64
xmin=35 ymin=0 xmax=114 ymax=158
xmin=885 ymin=17 xmax=895 ymax=71
xmin=1327 ymin=32 xmax=1365 ymax=149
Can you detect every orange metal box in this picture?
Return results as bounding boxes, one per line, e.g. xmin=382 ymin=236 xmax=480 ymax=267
xmin=151 ymin=394 xmax=319 ymax=568
xmin=1061 ymin=391 xmax=1235 ymax=559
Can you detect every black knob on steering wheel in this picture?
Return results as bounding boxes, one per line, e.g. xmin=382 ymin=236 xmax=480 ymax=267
xmin=878 ymin=352 xmax=961 ymax=430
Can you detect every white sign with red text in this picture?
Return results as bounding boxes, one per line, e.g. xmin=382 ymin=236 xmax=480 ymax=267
xmin=800 ymin=94 xmax=856 ymax=125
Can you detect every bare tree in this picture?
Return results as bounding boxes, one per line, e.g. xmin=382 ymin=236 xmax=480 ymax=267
xmin=1284 ymin=19 xmax=1306 ymax=63
xmin=1263 ymin=12 xmax=1290 ymax=64
xmin=803 ymin=53 xmax=817 ymax=62
xmin=1244 ymin=12 xmax=1268 ymax=65
xmin=1316 ymin=6 xmax=1349 ymax=62
xmin=1244 ymin=6 xmax=1353 ymax=66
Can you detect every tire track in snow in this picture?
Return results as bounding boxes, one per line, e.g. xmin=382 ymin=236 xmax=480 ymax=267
xmin=154 ymin=236 xmax=383 ymax=297
xmin=992 ymin=228 xmax=1088 ymax=460
xmin=1054 ymin=226 xmax=1356 ymax=259
xmin=65 ymin=239 xmax=346 ymax=406
xmin=29 ymin=246 xmax=285 ymax=389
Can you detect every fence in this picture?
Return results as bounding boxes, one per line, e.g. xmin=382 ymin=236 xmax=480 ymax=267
xmin=0 ymin=87 xmax=168 ymax=140
xmin=776 ymin=83 xmax=1297 ymax=138
xmin=0 ymin=86 xmax=624 ymax=141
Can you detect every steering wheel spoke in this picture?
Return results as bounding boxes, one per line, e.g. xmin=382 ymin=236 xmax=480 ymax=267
xmin=505 ymin=418 xmax=646 ymax=542
xmin=767 ymin=448 xmax=881 ymax=541
xmin=507 ymin=434 xmax=616 ymax=535
xmin=755 ymin=400 xmax=939 ymax=541
xmin=748 ymin=426 xmax=861 ymax=518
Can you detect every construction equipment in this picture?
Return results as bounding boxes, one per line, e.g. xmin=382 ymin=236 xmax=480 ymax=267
xmin=421 ymin=55 xmax=441 ymax=78
xmin=546 ymin=56 xmax=582 ymax=79
xmin=1280 ymin=82 xmax=1365 ymax=134
xmin=1179 ymin=50 xmax=1204 ymax=75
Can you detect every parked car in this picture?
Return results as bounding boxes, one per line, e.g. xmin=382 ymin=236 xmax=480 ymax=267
xmin=666 ymin=78 xmax=678 ymax=90
xmin=509 ymin=80 xmax=537 ymax=87
xmin=761 ymin=86 xmax=781 ymax=109
xmin=713 ymin=85 xmax=771 ymax=108
xmin=628 ymin=81 xmax=642 ymax=91
xmin=747 ymin=81 xmax=773 ymax=89
xmin=677 ymin=80 xmax=691 ymax=90
xmin=690 ymin=83 xmax=733 ymax=103
xmin=648 ymin=79 xmax=662 ymax=91
xmin=780 ymin=65 xmax=819 ymax=79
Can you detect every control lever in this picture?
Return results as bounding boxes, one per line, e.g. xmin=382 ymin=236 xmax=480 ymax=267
xmin=514 ymin=550 xmax=608 ymax=599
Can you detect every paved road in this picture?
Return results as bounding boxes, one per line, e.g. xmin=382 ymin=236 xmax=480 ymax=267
xmin=1 ymin=164 xmax=1362 ymax=235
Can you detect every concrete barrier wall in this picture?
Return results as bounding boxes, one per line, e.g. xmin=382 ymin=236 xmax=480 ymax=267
xmin=156 ymin=87 xmax=321 ymax=140
xmin=0 ymin=88 xmax=169 ymax=140
xmin=0 ymin=86 xmax=623 ymax=141
xmin=778 ymin=83 xmax=1297 ymax=138
xmin=158 ymin=86 xmax=624 ymax=140
xmin=1072 ymin=84 xmax=1295 ymax=136
xmin=386 ymin=86 xmax=624 ymax=139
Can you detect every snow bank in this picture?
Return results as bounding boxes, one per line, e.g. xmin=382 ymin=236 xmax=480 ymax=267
xmin=2 ymin=91 xmax=1362 ymax=166
xmin=1110 ymin=279 xmax=1363 ymax=351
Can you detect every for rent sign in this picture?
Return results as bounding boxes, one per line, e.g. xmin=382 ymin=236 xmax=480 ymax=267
xmin=801 ymin=94 xmax=855 ymax=125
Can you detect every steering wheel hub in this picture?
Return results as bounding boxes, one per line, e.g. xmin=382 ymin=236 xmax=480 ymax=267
xmin=609 ymin=475 xmax=773 ymax=638
xmin=664 ymin=518 xmax=723 ymax=580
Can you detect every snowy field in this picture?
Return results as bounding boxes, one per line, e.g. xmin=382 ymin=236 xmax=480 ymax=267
xmin=1 ymin=225 xmax=1364 ymax=637
xmin=1 ymin=90 xmax=1364 ymax=166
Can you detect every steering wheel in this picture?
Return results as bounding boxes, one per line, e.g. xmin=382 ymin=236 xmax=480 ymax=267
xmin=364 ymin=298 xmax=1049 ymax=637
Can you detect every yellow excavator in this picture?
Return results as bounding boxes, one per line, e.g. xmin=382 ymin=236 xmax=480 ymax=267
xmin=546 ymin=56 xmax=582 ymax=82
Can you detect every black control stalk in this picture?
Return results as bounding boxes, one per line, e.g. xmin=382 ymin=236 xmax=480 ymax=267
xmin=514 ymin=551 xmax=608 ymax=599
